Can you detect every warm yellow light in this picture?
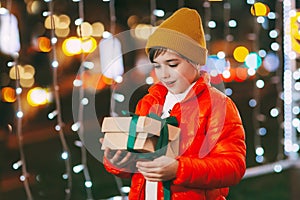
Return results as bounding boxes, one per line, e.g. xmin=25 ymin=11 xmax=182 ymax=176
xmin=20 ymin=78 xmax=35 ymax=88
xmin=127 ymin=15 xmax=139 ymax=28
xmin=62 ymin=37 xmax=82 ymax=56
xmin=9 ymin=64 xmax=36 ymax=80
xmin=44 ymin=15 xmax=59 ymax=29
xmin=9 ymin=65 xmax=24 ymax=80
xmin=134 ymin=24 xmax=154 ymax=40
xmin=55 ymin=27 xmax=70 ymax=38
xmin=27 ymin=87 xmax=50 ymax=107
xmin=22 ymin=65 xmax=35 ymax=79
xmin=92 ymin=22 xmax=105 ymax=37
xmin=27 ymin=0 xmax=42 ymax=15
xmin=57 ymin=14 xmax=71 ymax=29
xmin=1 ymin=87 xmax=16 ymax=103
xmin=81 ymin=37 xmax=97 ymax=53
xmin=77 ymin=22 xmax=93 ymax=37
xmin=233 ymin=46 xmax=249 ymax=63
xmin=62 ymin=36 xmax=97 ymax=56
xmin=250 ymin=2 xmax=270 ymax=17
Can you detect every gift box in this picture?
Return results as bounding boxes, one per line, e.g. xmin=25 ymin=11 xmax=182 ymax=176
xmin=100 ymin=116 xmax=180 ymax=158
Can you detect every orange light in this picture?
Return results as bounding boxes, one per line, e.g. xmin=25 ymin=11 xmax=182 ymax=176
xmin=37 ymin=37 xmax=51 ymax=52
xmin=102 ymin=75 xmax=115 ymax=85
xmin=222 ymin=68 xmax=235 ymax=83
xmin=235 ymin=67 xmax=248 ymax=82
xmin=1 ymin=87 xmax=16 ymax=103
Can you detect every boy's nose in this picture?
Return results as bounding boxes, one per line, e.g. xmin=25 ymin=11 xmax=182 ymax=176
xmin=160 ymin=66 xmax=170 ymax=78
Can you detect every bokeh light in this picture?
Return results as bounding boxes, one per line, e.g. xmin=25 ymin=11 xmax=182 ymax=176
xmin=92 ymin=22 xmax=105 ymax=37
xmin=250 ymin=2 xmax=270 ymax=17
xmin=1 ymin=87 xmax=16 ymax=103
xmin=27 ymin=0 xmax=43 ymax=14
xmin=133 ymin=24 xmax=153 ymax=40
xmin=20 ymin=78 xmax=35 ymax=88
xmin=62 ymin=37 xmax=83 ymax=56
xmin=235 ymin=67 xmax=248 ymax=82
xmin=233 ymin=46 xmax=249 ymax=63
xmin=127 ymin=15 xmax=139 ymax=28
xmin=76 ymin=22 xmax=93 ymax=37
xmin=263 ymin=52 xmax=280 ymax=72
xmin=256 ymin=79 xmax=265 ymax=88
xmin=37 ymin=37 xmax=52 ymax=52
xmin=9 ymin=65 xmax=24 ymax=80
xmin=81 ymin=37 xmax=97 ymax=53
xmin=44 ymin=15 xmax=59 ymax=29
xmin=27 ymin=87 xmax=51 ymax=107
xmin=57 ymin=15 xmax=71 ymax=29
xmin=55 ymin=28 xmax=70 ymax=38
xmin=244 ymin=52 xmax=262 ymax=69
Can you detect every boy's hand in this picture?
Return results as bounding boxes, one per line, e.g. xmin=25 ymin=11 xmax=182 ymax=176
xmin=136 ymin=155 xmax=178 ymax=182
xmin=100 ymin=138 xmax=134 ymax=168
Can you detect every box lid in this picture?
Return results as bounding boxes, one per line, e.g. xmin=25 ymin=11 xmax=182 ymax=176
xmin=101 ymin=116 xmax=180 ymax=140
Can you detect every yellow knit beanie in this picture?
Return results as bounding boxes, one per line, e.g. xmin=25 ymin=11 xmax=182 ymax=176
xmin=145 ymin=7 xmax=208 ymax=65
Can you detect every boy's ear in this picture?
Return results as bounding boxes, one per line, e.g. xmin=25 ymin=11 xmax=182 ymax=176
xmin=200 ymin=70 xmax=211 ymax=85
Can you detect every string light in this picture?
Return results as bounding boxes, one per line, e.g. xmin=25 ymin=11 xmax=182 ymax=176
xmin=45 ymin=1 xmax=73 ymax=199
xmin=283 ymin=0 xmax=298 ymax=159
xmin=258 ymin=127 xmax=267 ymax=136
xmin=71 ymin=122 xmax=80 ymax=132
xmin=48 ymin=110 xmax=58 ymax=119
xmin=247 ymin=1 xmax=272 ymax=165
xmin=73 ymin=164 xmax=84 ymax=173
xmin=61 ymin=151 xmax=69 ymax=160
xmin=12 ymin=160 xmax=22 ymax=170
xmin=273 ymin=164 xmax=283 ymax=173
xmin=1 ymin=1 xmax=34 ymax=198
xmin=74 ymin=140 xmax=83 ymax=147
xmin=73 ymin=0 xmax=94 ymax=199
xmin=85 ymin=181 xmax=93 ymax=188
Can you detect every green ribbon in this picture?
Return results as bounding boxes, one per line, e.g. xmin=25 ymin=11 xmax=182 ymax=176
xmin=123 ymin=111 xmax=178 ymax=200
xmin=127 ymin=113 xmax=139 ymax=152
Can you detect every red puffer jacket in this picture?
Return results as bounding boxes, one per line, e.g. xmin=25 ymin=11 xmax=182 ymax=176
xmin=103 ymin=77 xmax=246 ymax=200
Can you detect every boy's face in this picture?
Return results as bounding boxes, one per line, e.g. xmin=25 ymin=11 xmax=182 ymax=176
xmin=152 ymin=50 xmax=198 ymax=94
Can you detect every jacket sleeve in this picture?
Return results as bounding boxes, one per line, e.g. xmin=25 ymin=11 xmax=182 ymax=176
xmin=173 ymin=98 xmax=246 ymax=189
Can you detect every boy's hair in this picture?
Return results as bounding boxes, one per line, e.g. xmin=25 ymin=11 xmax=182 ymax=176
xmin=148 ymin=47 xmax=167 ymax=63
xmin=148 ymin=47 xmax=197 ymax=67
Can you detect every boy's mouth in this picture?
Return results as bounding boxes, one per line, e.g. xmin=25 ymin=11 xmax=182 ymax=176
xmin=164 ymin=80 xmax=176 ymax=87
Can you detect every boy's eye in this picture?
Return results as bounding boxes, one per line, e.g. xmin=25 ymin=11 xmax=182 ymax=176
xmin=152 ymin=63 xmax=161 ymax=68
xmin=169 ymin=63 xmax=178 ymax=68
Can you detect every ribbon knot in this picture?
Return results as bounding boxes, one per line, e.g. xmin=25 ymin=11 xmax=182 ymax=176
xmin=122 ymin=111 xmax=177 ymax=200
xmin=122 ymin=111 xmax=178 ymax=154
